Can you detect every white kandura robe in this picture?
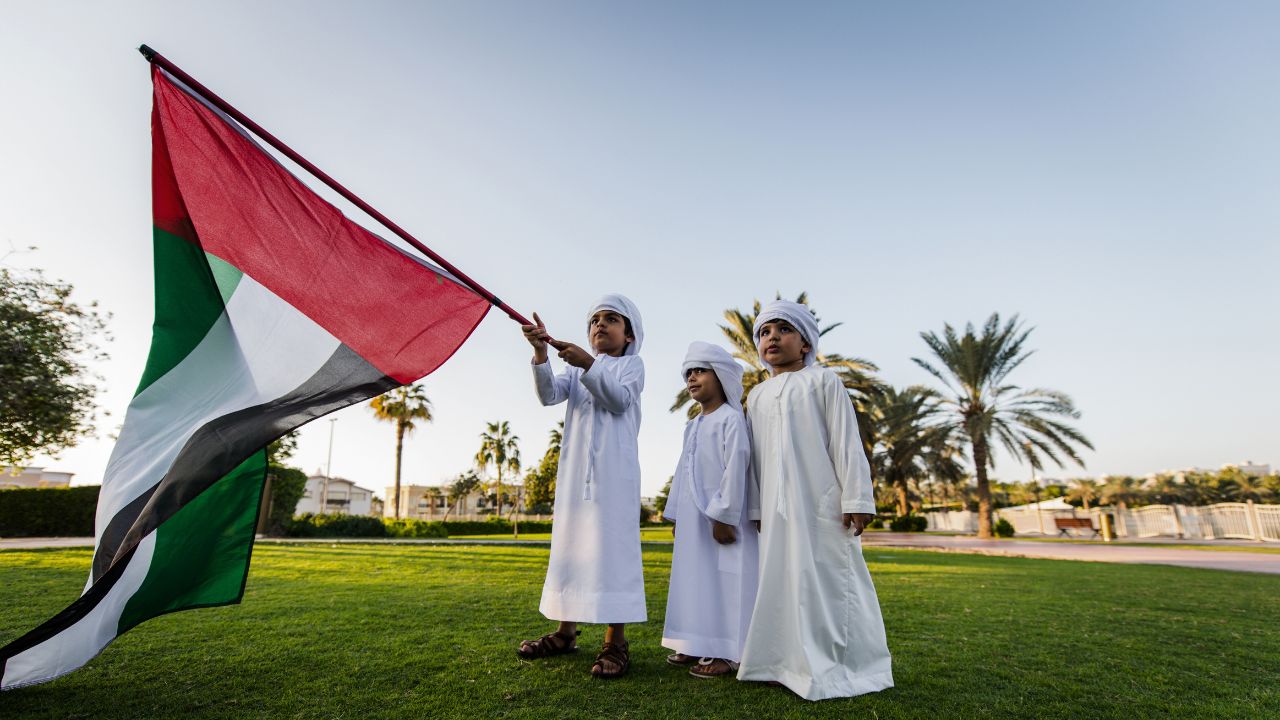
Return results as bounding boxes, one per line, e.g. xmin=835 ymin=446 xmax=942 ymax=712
xmin=662 ymin=404 xmax=759 ymax=662
xmin=737 ymin=364 xmax=894 ymax=700
xmin=533 ymin=353 xmax=646 ymax=623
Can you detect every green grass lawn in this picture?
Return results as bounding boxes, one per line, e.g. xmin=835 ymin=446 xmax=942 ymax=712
xmin=1 ymin=544 xmax=1277 ymax=719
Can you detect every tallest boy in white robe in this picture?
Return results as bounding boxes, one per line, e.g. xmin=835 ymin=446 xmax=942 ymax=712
xmin=737 ymin=300 xmax=894 ymax=700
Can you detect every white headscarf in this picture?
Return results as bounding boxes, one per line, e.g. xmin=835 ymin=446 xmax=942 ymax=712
xmin=752 ymin=300 xmax=820 ymax=367
xmin=586 ymin=293 xmax=644 ymax=356
xmin=681 ymin=341 xmax=745 ymax=411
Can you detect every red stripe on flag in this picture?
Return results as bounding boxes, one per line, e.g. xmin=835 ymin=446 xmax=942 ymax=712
xmin=151 ymin=98 xmax=197 ymax=243
xmin=152 ymin=68 xmax=489 ymax=384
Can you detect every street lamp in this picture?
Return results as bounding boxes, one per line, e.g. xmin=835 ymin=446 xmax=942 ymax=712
xmin=322 ymin=418 xmax=337 ymax=513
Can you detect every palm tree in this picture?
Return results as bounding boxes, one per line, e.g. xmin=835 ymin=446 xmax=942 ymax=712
xmin=525 ymin=421 xmax=563 ymax=508
xmin=1219 ymin=468 xmax=1272 ymax=503
xmin=1066 ymin=478 xmax=1100 ymax=510
xmin=369 ymin=384 xmax=433 ymax=520
xmin=475 ymin=421 xmax=521 ymax=518
xmin=865 ymin=385 xmax=959 ymax=516
xmin=913 ymin=314 xmax=1093 ymax=538
xmin=670 ymin=293 xmax=884 ymax=456
xmin=1147 ymin=474 xmax=1187 ymax=505
xmin=423 ymin=486 xmax=443 ymax=518
xmin=444 ymin=470 xmax=481 ymax=520
xmin=926 ymin=442 xmax=967 ymax=508
xmin=1099 ymin=475 xmax=1140 ymax=507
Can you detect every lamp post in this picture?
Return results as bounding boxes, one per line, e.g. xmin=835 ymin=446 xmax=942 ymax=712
xmin=322 ymin=418 xmax=337 ymax=513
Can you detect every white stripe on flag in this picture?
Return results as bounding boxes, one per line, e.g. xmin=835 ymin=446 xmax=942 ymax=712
xmin=94 ymin=275 xmax=341 ymax=557
xmin=1 ymin=533 xmax=157 ymax=689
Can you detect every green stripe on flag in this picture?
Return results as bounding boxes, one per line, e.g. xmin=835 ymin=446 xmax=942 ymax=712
xmin=135 ymin=228 xmax=242 ymax=395
xmin=206 ymin=251 xmax=243 ymax=307
xmin=117 ymin=450 xmax=266 ymax=633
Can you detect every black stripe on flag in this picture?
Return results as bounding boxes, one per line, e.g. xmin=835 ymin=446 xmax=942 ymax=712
xmin=0 ymin=544 xmax=140 ymax=684
xmin=93 ymin=344 xmax=397 ymax=581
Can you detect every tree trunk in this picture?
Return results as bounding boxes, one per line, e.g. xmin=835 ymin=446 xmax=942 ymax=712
xmin=972 ymin=435 xmax=993 ymax=538
xmin=895 ymin=481 xmax=909 ymax=517
xmin=496 ymin=468 xmax=503 ymax=518
xmin=393 ymin=422 xmax=405 ymax=520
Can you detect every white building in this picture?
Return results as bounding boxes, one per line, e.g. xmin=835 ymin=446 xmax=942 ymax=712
xmin=1226 ymin=461 xmax=1271 ymax=477
xmin=1 ymin=467 xmax=74 ymax=490
xmin=385 ymin=483 xmax=520 ymax=520
xmin=296 ymin=474 xmax=377 ymax=516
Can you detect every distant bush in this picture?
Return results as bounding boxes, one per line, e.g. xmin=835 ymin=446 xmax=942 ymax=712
xmin=286 ymin=513 xmax=386 ymax=538
xmin=888 ymin=515 xmax=928 ymax=532
xmin=868 ymin=517 xmax=885 ymax=529
xmin=385 ymin=519 xmax=449 ymax=539
xmin=994 ymin=518 xmax=1016 ymax=537
xmin=0 ymin=486 xmax=100 ymax=537
xmin=283 ymin=514 xmax=559 ymax=538
xmin=443 ymin=518 xmax=554 ymax=536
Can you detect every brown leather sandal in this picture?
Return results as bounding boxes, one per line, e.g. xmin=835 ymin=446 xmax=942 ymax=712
xmin=516 ymin=629 xmax=580 ymax=659
xmin=666 ymin=652 xmax=697 ymax=666
xmin=590 ymin=641 xmax=631 ymax=679
xmin=689 ymin=657 xmax=738 ymax=679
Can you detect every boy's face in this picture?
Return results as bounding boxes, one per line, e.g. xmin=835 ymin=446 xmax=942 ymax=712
xmin=757 ymin=319 xmax=810 ymax=370
xmin=684 ymin=366 xmax=726 ymax=406
xmin=588 ymin=310 xmax=632 ymax=356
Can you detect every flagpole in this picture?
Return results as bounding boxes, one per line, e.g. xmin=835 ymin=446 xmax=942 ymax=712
xmin=138 ymin=44 xmax=533 ymax=327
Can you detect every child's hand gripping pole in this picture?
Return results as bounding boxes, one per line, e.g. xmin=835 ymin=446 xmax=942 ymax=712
xmin=521 ymin=312 xmax=554 ymax=356
xmin=522 ymin=313 xmax=594 ymax=369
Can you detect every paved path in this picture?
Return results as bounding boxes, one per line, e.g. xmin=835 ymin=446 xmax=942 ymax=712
xmin=860 ymin=533 xmax=1280 ymax=575
xmin=5 ymin=534 xmax=1278 ymax=575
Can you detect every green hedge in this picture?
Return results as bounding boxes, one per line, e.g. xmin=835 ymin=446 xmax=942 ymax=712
xmin=385 ymin=518 xmax=449 ymax=539
xmin=0 ymin=486 xmax=100 ymax=537
xmin=442 ymin=518 xmax=554 ymax=536
xmin=888 ymin=514 xmax=929 ymax=532
xmin=283 ymin=514 xmax=558 ymax=538
xmin=285 ymin=513 xmax=387 ymax=538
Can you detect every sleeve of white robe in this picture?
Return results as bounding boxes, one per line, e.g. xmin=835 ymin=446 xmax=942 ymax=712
xmin=532 ymin=360 xmax=571 ymax=406
xmin=578 ymin=356 xmax=644 ymax=414
xmin=663 ymin=431 xmax=686 ymax=523
xmin=822 ymin=370 xmax=876 ymax=515
xmin=744 ymin=412 xmax=761 ymax=522
xmin=702 ymin=415 xmax=750 ymax=526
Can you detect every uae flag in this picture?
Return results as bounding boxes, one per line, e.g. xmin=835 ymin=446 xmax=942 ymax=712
xmin=0 ymin=66 xmax=490 ymax=689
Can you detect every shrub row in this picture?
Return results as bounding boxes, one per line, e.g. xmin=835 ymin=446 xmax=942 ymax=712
xmin=436 ymin=518 xmax=554 ymax=536
xmin=888 ymin=514 xmax=929 ymax=532
xmin=281 ymin=514 xmax=558 ymax=538
xmin=284 ymin=513 xmax=387 ymax=538
xmin=0 ymin=486 xmax=100 ymax=537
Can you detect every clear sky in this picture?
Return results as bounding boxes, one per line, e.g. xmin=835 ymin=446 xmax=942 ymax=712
xmin=3 ymin=1 xmax=1277 ymax=498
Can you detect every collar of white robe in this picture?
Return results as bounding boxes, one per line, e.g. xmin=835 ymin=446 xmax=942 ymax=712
xmin=752 ymin=299 xmax=820 ymax=367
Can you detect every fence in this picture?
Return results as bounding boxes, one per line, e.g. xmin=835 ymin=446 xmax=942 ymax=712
xmin=925 ymin=501 xmax=1280 ymax=542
